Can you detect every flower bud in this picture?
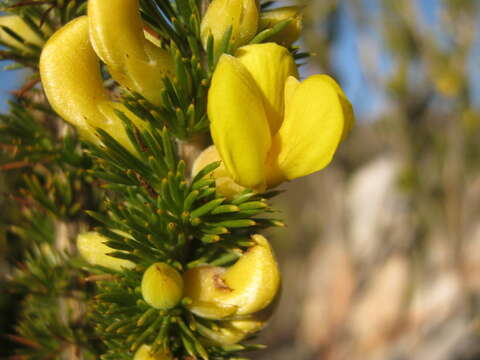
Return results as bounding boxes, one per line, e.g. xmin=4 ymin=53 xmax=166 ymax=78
xmin=259 ymin=6 xmax=303 ymax=47
xmin=0 ymin=15 xmax=45 ymax=53
xmin=201 ymin=0 xmax=258 ymax=51
xmin=141 ymin=262 xmax=184 ymax=310
xmin=192 ymin=145 xmax=245 ymax=198
xmin=134 ymin=344 xmax=172 ymax=360
xmin=184 ymin=234 xmax=280 ymax=319
xmin=77 ymin=232 xmax=135 ymax=271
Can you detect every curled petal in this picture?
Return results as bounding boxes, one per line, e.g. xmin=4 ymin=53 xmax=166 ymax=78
xmin=39 ymin=16 xmax=140 ymax=152
xmin=235 ymin=43 xmax=298 ymax=134
xmin=184 ymin=234 xmax=280 ymax=319
xmin=208 ymin=54 xmax=271 ymax=189
xmin=267 ymin=75 xmax=351 ymax=186
xmin=88 ymin=0 xmax=174 ymax=105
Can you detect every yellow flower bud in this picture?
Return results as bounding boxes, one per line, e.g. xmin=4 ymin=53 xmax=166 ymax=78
xmin=259 ymin=6 xmax=303 ymax=47
xmin=134 ymin=344 xmax=173 ymax=360
xmin=192 ymin=145 xmax=245 ymax=198
xmin=88 ymin=0 xmax=174 ymax=105
xmin=141 ymin=263 xmax=184 ymax=310
xmin=77 ymin=232 xmax=135 ymax=271
xmin=0 ymin=15 xmax=45 ymax=53
xmin=201 ymin=0 xmax=258 ymax=51
xmin=184 ymin=234 xmax=280 ymax=319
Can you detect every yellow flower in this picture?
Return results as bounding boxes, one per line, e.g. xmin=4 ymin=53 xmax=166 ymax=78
xmin=183 ymin=234 xmax=280 ymax=320
xmin=40 ymin=16 xmax=144 ymax=152
xmin=141 ymin=262 xmax=184 ymax=310
xmin=76 ymin=231 xmax=135 ymax=271
xmin=201 ymin=0 xmax=258 ymax=51
xmin=88 ymin=0 xmax=174 ymax=106
xmin=259 ymin=6 xmax=303 ymax=47
xmin=208 ymin=43 xmax=354 ymax=191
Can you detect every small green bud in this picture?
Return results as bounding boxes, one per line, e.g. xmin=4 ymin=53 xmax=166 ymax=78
xmin=141 ymin=262 xmax=184 ymax=310
xmin=134 ymin=344 xmax=172 ymax=360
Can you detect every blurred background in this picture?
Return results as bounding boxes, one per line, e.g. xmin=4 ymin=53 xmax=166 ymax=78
xmin=256 ymin=0 xmax=480 ymax=359
xmin=1 ymin=0 xmax=480 ymax=359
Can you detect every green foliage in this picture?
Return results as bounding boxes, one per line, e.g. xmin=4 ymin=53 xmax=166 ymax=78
xmin=1 ymin=0 xmax=293 ymax=359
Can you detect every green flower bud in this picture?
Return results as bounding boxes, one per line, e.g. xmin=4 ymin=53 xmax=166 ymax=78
xmin=134 ymin=344 xmax=172 ymax=360
xmin=141 ymin=263 xmax=184 ymax=310
xmin=260 ymin=6 xmax=303 ymax=47
xmin=201 ymin=0 xmax=258 ymax=51
xmin=77 ymin=232 xmax=135 ymax=271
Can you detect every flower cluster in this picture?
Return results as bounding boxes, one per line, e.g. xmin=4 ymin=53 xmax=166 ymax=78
xmin=38 ymin=0 xmax=353 ymax=358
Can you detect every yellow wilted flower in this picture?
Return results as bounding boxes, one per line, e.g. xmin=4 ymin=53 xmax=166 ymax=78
xmin=76 ymin=232 xmax=135 ymax=271
xmin=88 ymin=0 xmax=174 ymax=106
xmin=40 ymin=16 xmax=144 ymax=152
xmin=201 ymin=0 xmax=258 ymax=51
xmin=141 ymin=262 xmax=184 ymax=310
xmin=259 ymin=6 xmax=303 ymax=47
xmin=183 ymin=234 xmax=280 ymax=320
xmin=0 ymin=15 xmax=45 ymax=53
xmin=207 ymin=43 xmax=354 ymax=191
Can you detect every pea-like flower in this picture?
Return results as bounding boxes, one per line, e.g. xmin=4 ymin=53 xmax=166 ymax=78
xmin=207 ymin=42 xmax=354 ymax=192
xmin=183 ymin=234 xmax=280 ymax=320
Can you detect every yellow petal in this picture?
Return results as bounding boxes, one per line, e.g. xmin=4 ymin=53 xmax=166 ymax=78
xmin=208 ymin=54 xmax=271 ymax=189
xmin=0 ymin=15 xmax=45 ymax=52
xmin=183 ymin=234 xmax=280 ymax=319
xmin=183 ymin=265 xmax=238 ymax=319
xmin=267 ymin=75 xmax=350 ymax=186
xmin=77 ymin=232 xmax=135 ymax=271
xmin=40 ymin=17 xmax=107 ymax=144
xmin=39 ymin=17 xmax=142 ymax=153
xmin=320 ymin=75 xmax=355 ymax=140
xmin=192 ymin=145 xmax=246 ymax=198
xmin=88 ymin=0 xmax=174 ymax=105
xmin=201 ymin=0 xmax=258 ymax=50
xmin=259 ymin=6 xmax=303 ymax=47
xmin=235 ymin=43 xmax=298 ymax=134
